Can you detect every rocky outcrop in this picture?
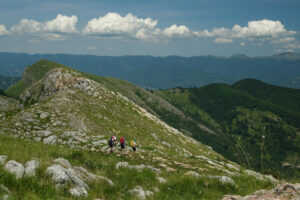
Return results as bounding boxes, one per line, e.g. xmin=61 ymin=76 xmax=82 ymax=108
xmin=115 ymin=162 xmax=161 ymax=173
xmin=46 ymin=158 xmax=113 ymax=197
xmin=24 ymin=160 xmax=40 ymax=177
xmin=4 ymin=160 xmax=25 ymax=179
xmin=156 ymin=177 xmax=167 ymax=183
xmin=129 ymin=186 xmax=153 ymax=200
xmin=222 ymin=182 xmax=300 ymax=200
xmin=0 ymin=184 xmax=11 ymax=200
xmin=184 ymin=170 xmax=200 ymax=178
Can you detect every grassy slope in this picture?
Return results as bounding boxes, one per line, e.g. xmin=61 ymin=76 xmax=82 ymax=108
xmin=232 ymin=79 xmax=300 ymax=113
xmin=157 ymin=83 xmax=300 ymax=180
xmin=0 ymin=134 xmax=274 ymax=200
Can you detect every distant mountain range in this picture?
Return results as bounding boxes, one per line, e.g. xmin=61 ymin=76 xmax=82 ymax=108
xmin=0 ymin=75 xmax=20 ymax=90
xmin=0 ymin=52 xmax=300 ymax=89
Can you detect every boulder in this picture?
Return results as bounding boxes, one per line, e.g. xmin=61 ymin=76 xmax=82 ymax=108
xmin=40 ymin=112 xmax=49 ymax=119
xmin=185 ymin=171 xmax=200 ymax=178
xmin=36 ymin=130 xmax=52 ymax=137
xmin=207 ymin=175 xmax=235 ymax=185
xmin=0 ymin=155 xmax=7 ymax=165
xmin=66 ymin=168 xmax=89 ymax=189
xmin=129 ymin=186 xmax=153 ymax=200
xmin=4 ymin=160 xmax=25 ymax=179
xmin=53 ymin=158 xmax=72 ymax=168
xmin=25 ymin=160 xmax=40 ymax=177
xmin=156 ymin=177 xmax=166 ymax=183
xmin=116 ymin=162 xmax=129 ymax=169
xmin=43 ymin=135 xmax=57 ymax=145
xmin=69 ymin=186 xmax=88 ymax=197
xmin=46 ymin=164 xmax=70 ymax=185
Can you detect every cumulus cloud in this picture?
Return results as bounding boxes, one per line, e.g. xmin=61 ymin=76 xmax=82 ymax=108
xmin=4 ymin=13 xmax=298 ymax=48
xmin=162 ymin=24 xmax=191 ymax=38
xmin=11 ymin=14 xmax=78 ymax=40
xmin=44 ymin=14 xmax=78 ymax=33
xmin=83 ymin=12 xmax=194 ymax=41
xmin=214 ymin=38 xmax=233 ymax=43
xmin=83 ymin=13 xmax=157 ymax=38
xmin=11 ymin=19 xmax=42 ymax=34
xmin=197 ymin=19 xmax=296 ymax=40
xmin=0 ymin=25 xmax=10 ymax=35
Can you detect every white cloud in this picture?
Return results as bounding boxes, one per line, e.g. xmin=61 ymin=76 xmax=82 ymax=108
xmin=240 ymin=42 xmax=246 ymax=46
xmin=44 ymin=14 xmax=78 ymax=33
xmin=214 ymin=38 xmax=233 ymax=43
xmin=232 ymin=19 xmax=292 ymax=38
xmin=83 ymin=13 xmax=157 ymax=38
xmin=162 ymin=24 xmax=190 ymax=38
xmin=0 ymin=25 xmax=10 ymax=35
xmin=11 ymin=19 xmax=42 ymax=34
xmin=196 ymin=19 xmax=296 ymax=45
xmin=83 ymin=12 xmax=193 ymax=41
xmin=10 ymin=14 xmax=78 ymax=40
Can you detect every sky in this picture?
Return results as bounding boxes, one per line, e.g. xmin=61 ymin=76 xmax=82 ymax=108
xmin=0 ymin=0 xmax=300 ymax=57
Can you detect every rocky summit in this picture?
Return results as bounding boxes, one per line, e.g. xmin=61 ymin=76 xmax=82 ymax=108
xmin=0 ymin=60 xmax=297 ymax=199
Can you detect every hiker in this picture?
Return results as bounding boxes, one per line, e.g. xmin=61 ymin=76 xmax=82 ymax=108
xmin=108 ymin=135 xmax=117 ymax=153
xmin=120 ymin=136 xmax=125 ymax=150
xmin=130 ymin=138 xmax=136 ymax=152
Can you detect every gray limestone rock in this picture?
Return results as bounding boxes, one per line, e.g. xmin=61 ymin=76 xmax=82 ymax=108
xmin=69 ymin=186 xmax=88 ymax=197
xmin=25 ymin=160 xmax=40 ymax=177
xmin=53 ymin=158 xmax=72 ymax=168
xmin=0 ymin=155 xmax=7 ymax=165
xmin=36 ymin=130 xmax=52 ymax=137
xmin=129 ymin=186 xmax=153 ymax=200
xmin=46 ymin=164 xmax=70 ymax=185
xmin=43 ymin=135 xmax=57 ymax=145
xmin=4 ymin=160 xmax=25 ymax=179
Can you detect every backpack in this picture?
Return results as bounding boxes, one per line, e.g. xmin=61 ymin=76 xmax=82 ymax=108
xmin=130 ymin=140 xmax=135 ymax=147
xmin=120 ymin=137 xmax=125 ymax=144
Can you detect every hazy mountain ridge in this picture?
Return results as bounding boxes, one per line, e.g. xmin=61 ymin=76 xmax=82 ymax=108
xmin=1 ymin=52 xmax=300 ymax=89
xmin=0 ymin=75 xmax=20 ymax=90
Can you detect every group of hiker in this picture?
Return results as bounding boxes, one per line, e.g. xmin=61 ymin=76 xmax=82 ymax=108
xmin=108 ymin=135 xmax=136 ymax=153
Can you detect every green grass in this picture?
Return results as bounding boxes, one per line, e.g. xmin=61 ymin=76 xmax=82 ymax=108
xmin=0 ymin=134 xmax=276 ymax=200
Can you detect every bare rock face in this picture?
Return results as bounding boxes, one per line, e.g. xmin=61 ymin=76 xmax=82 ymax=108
xmin=25 ymin=160 xmax=40 ymax=177
xmin=4 ymin=160 xmax=25 ymax=179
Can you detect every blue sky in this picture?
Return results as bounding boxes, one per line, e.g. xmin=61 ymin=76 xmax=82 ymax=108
xmin=0 ymin=0 xmax=299 ymax=56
